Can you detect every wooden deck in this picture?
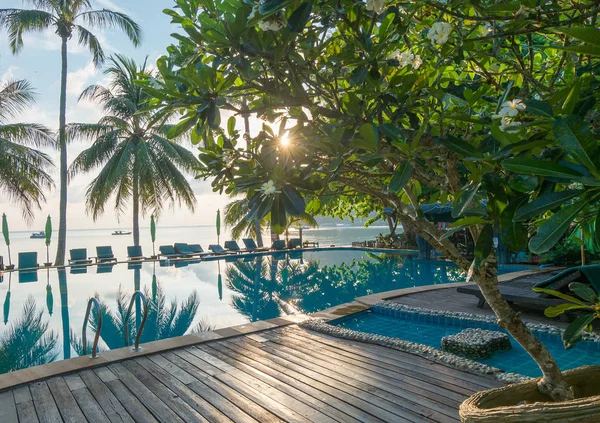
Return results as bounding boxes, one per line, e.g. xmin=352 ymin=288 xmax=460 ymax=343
xmin=0 ymin=325 xmax=502 ymax=423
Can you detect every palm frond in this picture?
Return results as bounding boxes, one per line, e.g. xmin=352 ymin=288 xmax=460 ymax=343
xmin=74 ymin=24 xmax=105 ymax=66
xmin=77 ymin=10 xmax=142 ymax=46
xmin=0 ymin=9 xmax=54 ymax=54
xmin=0 ymin=79 xmax=37 ymax=121
xmin=0 ymin=123 xmax=55 ymax=148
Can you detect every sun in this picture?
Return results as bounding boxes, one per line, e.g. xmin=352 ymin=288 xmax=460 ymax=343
xmin=280 ymin=134 xmax=290 ymax=147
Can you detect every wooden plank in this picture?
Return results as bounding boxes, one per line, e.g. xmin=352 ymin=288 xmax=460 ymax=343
xmin=275 ymin=329 xmax=480 ymax=396
xmin=260 ymin=331 xmax=463 ymax=407
xmin=98 ymin=378 xmax=159 ymax=423
xmin=46 ymin=377 xmax=88 ymax=423
xmin=158 ymin=352 xmax=284 ymax=423
xmin=13 ymin=386 xmax=39 ymax=423
xmin=214 ymin=372 xmax=312 ymax=423
xmin=236 ymin=337 xmax=458 ymax=421
xmin=0 ymin=390 xmax=18 ymax=423
xmin=137 ymin=356 xmax=257 ymax=423
xmin=206 ymin=341 xmax=376 ymax=423
xmin=216 ymin=340 xmax=439 ymax=423
xmin=29 ymin=381 xmax=63 ymax=423
xmin=146 ymin=354 xmax=196 ymax=384
xmin=64 ymin=374 xmax=110 ymax=423
xmin=79 ymin=369 xmax=137 ymax=423
xmin=106 ymin=363 xmax=186 ymax=423
xmin=120 ymin=360 xmax=212 ymax=423
xmin=204 ymin=343 xmax=418 ymax=423
xmin=283 ymin=326 xmax=500 ymax=390
xmin=185 ymin=346 xmax=236 ymax=372
xmin=170 ymin=349 xmax=222 ymax=376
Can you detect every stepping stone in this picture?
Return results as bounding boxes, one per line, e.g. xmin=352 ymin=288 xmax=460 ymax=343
xmin=441 ymin=328 xmax=511 ymax=359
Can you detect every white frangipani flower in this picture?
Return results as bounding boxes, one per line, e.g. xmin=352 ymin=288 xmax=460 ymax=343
xmin=258 ymin=17 xmax=284 ymax=31
xmin=495 ymin=99 xmax=526 ymax=118
xmin=365 ymin=0 xmax=385 ymax=14
xmin=261 ymin=180 xmax=278 ymax=195
xmin=391 ymin=51 xmax=422 ymax=70
xmin=411 ymin=55 xmax=423 ymax=69
xmin=427 ymin=22 xmax=452 ymax=45
xmin=499 ymin=116 xmax=522 ymax=133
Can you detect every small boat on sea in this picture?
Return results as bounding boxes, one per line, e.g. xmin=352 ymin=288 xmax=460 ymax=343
xmin=112 ymin=230 xmax=132 ymax=236
xmin=30 ymin=231 xmax=45 ymax=239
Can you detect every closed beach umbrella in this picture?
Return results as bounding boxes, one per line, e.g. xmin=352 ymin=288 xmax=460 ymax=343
xmin=2 ymin=213 xmax=10 ymax=266
xmin=216 ymin=209 xmax=221 ymax=245
xmin=45 ymin=215 xmax=52 ymax=264
xmin=150 ymin=214 xmax=156 ymax=256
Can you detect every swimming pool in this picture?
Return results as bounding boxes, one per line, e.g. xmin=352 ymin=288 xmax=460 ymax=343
xmin=334 ymin=308 xmax=600 ymax=377
xmin=0 ymin=249 xmax=531 ymax=374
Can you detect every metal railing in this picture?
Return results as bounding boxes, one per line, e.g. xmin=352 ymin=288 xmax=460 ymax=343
xmin=124 ymin=290 xmax=149 ymax=352
xmin=82 ymin=297 xmax=102 ymax=359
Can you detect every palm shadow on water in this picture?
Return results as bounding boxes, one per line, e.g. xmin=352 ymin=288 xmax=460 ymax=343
xmin=71 ymin=266 xmax=211 ymax=356
xmin=0 ymin=296 xmax=58 ymax=373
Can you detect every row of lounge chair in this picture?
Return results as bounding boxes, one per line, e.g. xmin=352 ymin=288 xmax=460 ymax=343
xmin=1 ymin=237 xmax=310 ymax=271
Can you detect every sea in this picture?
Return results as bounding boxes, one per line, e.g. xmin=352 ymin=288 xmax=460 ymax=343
xmin=3 ymin=225 xmax=392 ymax=263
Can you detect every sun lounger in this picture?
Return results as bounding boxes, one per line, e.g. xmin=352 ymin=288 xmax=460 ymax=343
xmin=18 ymin=252 xmax=39 ymax=270
xmin=224 ymin=240 xmax=246 ymax=253
xmin=69 ymin=248 xmax=92 ymax=265
xmin=159 ymin=245 xmax=182 ymax=259
xmin=127 ymin=245 xmax=145 ymax=261
xmin=242 ymin=238 xmax=269 ymax=252
xmin=208 ymin=244 xmax=231 ymax=255
xmin=94 ymin=246 xmax=117 ymax=263
xmin=533 ymin=265 xmax=600 ymax=295
xmin=174 ymin=243 xmax=195 ymax=257
xmin=271 ymin=240 xmax=287 ymax=251
xmin=457 ymin=284 xmax=572 ymax=321
xmin=288 ymin=238 xmax=302 ymax=249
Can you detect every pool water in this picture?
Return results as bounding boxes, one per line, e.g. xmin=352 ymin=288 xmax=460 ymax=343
xmin=0 ymin=248 xmax=532 ymax=375
xmin=335 ymin=310 xmax=600 ymax=377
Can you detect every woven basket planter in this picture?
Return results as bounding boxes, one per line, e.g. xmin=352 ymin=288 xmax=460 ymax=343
xmin=460 ymin=366 xmax=600 ymax=423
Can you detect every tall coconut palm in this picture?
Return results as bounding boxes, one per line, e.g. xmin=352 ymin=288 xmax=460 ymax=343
xmin=68 ymin=55 xmax=198 ymax=246
xmin=0 ymin=79 xmax=54 ymax=220
xmin=0 ymin=1 xmax=142 ymax=265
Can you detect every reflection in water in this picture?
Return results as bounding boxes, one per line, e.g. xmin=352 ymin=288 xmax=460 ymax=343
xmin=3 ymin=273 xmax=11 ymax=324
xmin=58 ymin=268 xmax=70 ymax=359
xmin=0 ymin=296 xmax=57 ymax=373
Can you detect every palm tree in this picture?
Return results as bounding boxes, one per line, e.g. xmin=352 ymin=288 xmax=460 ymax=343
xmin=224 ymin=197 xmax=317 ymax=247
xmin=0 ymin=79 xmax=54 ymax=221
xmin=68 ymin=55 xmax=198 ymax=246
xmin=0 ymin=1 xmax=142 ymax=265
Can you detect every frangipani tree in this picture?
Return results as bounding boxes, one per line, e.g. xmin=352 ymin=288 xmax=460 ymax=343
xmin=148 ymin=0 xmax=600 ymax=401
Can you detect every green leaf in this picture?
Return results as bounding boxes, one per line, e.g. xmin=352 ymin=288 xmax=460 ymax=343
xmin=569 ymin=282 xmax=598 ymax=303
xmin=452 ymin=183 xmax=481 ymax=218
xmin=474 ymin=224 xmax=493 ymax=268
xmin=500 ymin=197 xmax=528 ymax=250
xmin=287 ymin=2 xmax=312 ymax=32
xmin=449 ymin=217 xmax=488 ymax=228
xmin=259 ymin=0 xmax=291 ymax=15
xmin=438 ymin=136 xmax=482 ymax=158
xmin=533 ymin=287 xmax=589 ymax=306
xmin=227 ymin=116 xmax=236 ymax=136
xmin=544 ymin=303 xmax=593 ymax=318
xmin=562 ymin=79 xmax=581 ymax=115
xmin=389 ymin=162 xmax=413 ymax=192
xmin=508 ymin=174 xmax=538 ymax=193
xmin=552 ymin=26 xmax=600 ymax=48
xmin=563 ymin=313 xmax=596 ymax=349
xmin=529 ymin=199 xmax=587 ymax=253
xmin=502 ymin=158 xmax=583 ymax=179
xmin=379 ymin=124 xmax=403 ymax=142
xmin=350 ymin=66 xmax=368 ymax=85
xmin=167 ymin=115 xmax=198 ymax=139
xmin=359 ymin=123 xmax=378 ymax=147
xmin=524 ymin=99 xmax=553 ymax=118
xmin=514 ymin=190 xmax=584 ymax=222
xmin=595 ymin=211 xmax=600 ymax=249
xmin=280 ymin=187 xmax=305 ymax=216
xmin=496 ymin=81 xmax=514 ymax=114
xmin=553 ymin=115 xmax=599 ymax=176
xmin=270 ymin=196 xmax=287 ymax=234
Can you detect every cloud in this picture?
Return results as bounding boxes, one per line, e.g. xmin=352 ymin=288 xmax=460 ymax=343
xmin=0 ymin=66 xmax=17 ymax=84
xmin=66 ymin=62 xmax=98 ymax=96
xmin=95 ymin=0 xmax=130 ymax=15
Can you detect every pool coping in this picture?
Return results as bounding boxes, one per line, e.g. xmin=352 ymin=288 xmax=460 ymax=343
xmin=0 ymin=263 xmax=558 ymax=392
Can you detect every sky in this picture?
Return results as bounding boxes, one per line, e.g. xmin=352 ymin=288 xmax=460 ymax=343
xmin=0 ymin=0 xmax=232 ymax=231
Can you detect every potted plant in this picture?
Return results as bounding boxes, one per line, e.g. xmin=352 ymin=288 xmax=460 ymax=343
xmin=461 ymin=283 xmax=600 ymax=422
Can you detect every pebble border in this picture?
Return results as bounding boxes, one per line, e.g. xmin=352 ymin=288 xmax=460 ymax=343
xmin=299 ymin=300 xmax=600 ymax=384
xmin=299 ymin=318 xmax=529 ymax=384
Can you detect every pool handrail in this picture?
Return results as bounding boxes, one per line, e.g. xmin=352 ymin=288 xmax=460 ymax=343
xmin=82 ymin=297 xmax=102 ymax=359
xmin=123 ymin=290 xmax=149 ymax=351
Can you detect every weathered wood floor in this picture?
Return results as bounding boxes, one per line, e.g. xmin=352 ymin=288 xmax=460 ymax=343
xmin=0 ymin=325 xmax=502 ymax=423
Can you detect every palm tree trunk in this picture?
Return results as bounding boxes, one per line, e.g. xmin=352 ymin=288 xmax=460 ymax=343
xmin=132 ymin=176 xmax=140 ymax=246
xmin=55 ymin=37 xmax=69 ymax=266
xmin=255 ymin=219 xmax=263 ymax=248
xmin=243 ymin=101 xmax=263 ymax=248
